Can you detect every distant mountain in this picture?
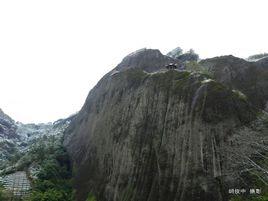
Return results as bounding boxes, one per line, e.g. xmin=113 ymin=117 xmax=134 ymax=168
xmin=247 ymin=53 xmax=268 ymax=61
xmin=0 ymin=109 xmax=75 ymax=171
xmin=167 ymin=47 xmax=199 ymax=62
xmin=166 ymin=47 xmax=183 ymax=59
xmin=0 ymin=109 xmax=19 ymax=168
xmin=0 ymin=109 xmax=17 ymax=139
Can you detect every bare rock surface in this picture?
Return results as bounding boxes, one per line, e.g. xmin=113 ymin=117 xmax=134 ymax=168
xmin=65 ymin=68 xmax=262 ymax=201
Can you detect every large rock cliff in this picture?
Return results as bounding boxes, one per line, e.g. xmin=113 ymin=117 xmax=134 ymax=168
xmin=64 ymin=49 xmax=266 ymax=201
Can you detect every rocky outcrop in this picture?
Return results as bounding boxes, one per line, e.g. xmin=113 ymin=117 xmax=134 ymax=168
xmin=200 ymin=55 xmax=268 ymax=111
xmin=65 ymin=66 xmax=260 ymax=201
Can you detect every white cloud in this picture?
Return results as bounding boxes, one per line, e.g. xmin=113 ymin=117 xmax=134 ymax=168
xmin=0 ymin=0 xmax=267 ymax=123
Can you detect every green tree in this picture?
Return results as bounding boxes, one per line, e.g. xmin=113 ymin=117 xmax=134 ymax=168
xmin=25 ymin=143 xmax=74 ymax=201
xmin=0 ymin=186 xmax=11 ymax=201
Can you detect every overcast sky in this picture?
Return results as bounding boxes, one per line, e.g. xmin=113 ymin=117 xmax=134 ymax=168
xmin=0 ymin=0 xmax=267 ymax=123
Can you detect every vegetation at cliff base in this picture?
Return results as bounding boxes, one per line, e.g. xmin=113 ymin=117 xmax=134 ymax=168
xmin=24 ymin=138 xmax=74 ymax=201
xmin=86 ymin=193 xmax=97 ymax=201
xmin=0 ymin=185 xmax=11 ymax=201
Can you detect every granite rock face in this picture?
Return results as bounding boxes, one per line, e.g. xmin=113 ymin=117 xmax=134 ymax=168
xmin=65 ymin=66 xmax=260 ymax=201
